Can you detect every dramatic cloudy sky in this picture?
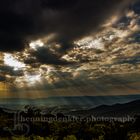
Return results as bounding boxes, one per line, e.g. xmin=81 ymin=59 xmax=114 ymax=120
xmin=0 ymin=0 xmax=140 ymax=98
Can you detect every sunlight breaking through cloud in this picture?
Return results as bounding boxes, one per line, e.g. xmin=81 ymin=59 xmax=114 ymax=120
xmin=29 ymin=40 xmax=44 ymax=50
xmin=24 ymin=73 xmax=41 ymax=85
xmin=4 ymin=53 xmax=25 ymax=71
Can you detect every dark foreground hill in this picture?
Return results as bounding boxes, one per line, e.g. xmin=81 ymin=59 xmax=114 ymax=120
xmin=68 ymin=99 xmax=140 ymax=117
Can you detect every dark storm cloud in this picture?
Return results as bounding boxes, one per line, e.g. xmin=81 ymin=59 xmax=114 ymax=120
xmin=131 ymin=0 xmax=140 ymax=14
xmin=0 ymin=75 xmax=6 ymax=82
xmin=0 ymin=65 xmax=23 ymax=76
xmin=24 ymin=47 xmax=74 ymax=65
xmin=0 ymin=0 xmax=136 ymax=52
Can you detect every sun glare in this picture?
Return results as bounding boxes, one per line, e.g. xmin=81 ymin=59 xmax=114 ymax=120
xmin=4 ymin=53 xmax=25 ymax=71
xmin=29 ymin=40 xmax=44 ymax=50
xmin=76 ymin=37 xmax=105 ymax=50
xmin=24 ymin=73 xmax=41 ymax=85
